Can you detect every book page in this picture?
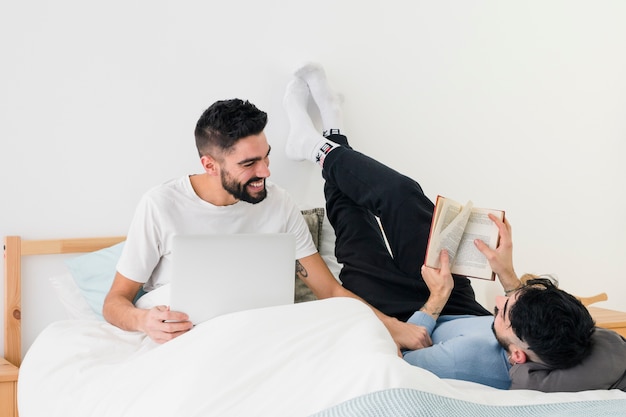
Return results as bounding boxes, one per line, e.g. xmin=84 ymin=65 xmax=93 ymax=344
xmin=449 ymin=208 xmax=503 ymax=280
xmin=437 ymin=201 xmax=473 ymax=266
xmin=427 ymin=199 xmax=473 ymax=268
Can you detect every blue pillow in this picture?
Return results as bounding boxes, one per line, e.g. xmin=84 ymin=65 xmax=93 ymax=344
xmin=64 ymin=242 xmax=126 ymax=320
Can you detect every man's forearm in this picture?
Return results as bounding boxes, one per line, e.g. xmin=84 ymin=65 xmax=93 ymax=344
xmin=498 ymin=270 xmax=522 ymax=294
xmin=419 ymin=295 xmax=448 ymax=320
xmin=103 ymin=295 xmax=146 ymax=332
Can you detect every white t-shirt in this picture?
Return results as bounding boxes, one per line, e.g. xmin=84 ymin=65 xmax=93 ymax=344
xmin=117 ymin=176 xmax=317 ymax=291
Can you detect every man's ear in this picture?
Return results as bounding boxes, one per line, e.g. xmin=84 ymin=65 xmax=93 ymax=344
xmin=200 ymin=154 xmax=219 ymax=176
xmin=509 ymin=346 xmax=528 ymax=364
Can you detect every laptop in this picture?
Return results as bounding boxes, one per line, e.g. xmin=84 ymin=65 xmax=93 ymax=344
xmin=170 ymin=233 xmax=296 ymax=324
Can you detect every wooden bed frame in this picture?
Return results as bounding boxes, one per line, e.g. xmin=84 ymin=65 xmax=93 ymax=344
xmin=3 ymin=235 xmax=125 ymax=367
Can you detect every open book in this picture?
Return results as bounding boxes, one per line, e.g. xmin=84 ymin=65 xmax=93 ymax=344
xmin=425 ymin=196 xmax=505 ymax=280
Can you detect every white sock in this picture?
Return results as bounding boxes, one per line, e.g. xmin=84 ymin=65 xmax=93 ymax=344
xmin=311 ymin=138 xmax=341 ymax=167
xmin=294 ymin=62 xmax=344 ymax=136
xmin=283 ymin=77 xmax=340 ymax=166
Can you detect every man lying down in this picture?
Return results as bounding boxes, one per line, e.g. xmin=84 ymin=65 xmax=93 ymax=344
xmin=283 ymin=62 xmax=626 ymax=392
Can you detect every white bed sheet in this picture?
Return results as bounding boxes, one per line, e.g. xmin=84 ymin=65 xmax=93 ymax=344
xmin=18 ymin=298 xmax=626 ymax=417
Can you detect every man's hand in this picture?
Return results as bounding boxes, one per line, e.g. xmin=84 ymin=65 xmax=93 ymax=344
xmin=140 ymin=306 xmax=193 ymax=344
xmin=418 ymin=250 xmax=454 ymax=320
xmin=421 ymin=250 xmax=454 ymax=301
xmin=104 ymin=272 xmax=194 ymax=343
xmin=382 ymin=317 xmax=433 ymax=352
xmin=474 ymin=214 xmax=520 ymax=290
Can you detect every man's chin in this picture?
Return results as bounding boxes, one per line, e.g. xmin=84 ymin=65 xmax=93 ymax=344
xmin=242 ymin=189 xmax=267 ymax=204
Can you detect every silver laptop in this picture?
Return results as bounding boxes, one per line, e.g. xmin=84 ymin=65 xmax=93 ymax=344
xmin=170 ymin=233 xmax=296 ymax=324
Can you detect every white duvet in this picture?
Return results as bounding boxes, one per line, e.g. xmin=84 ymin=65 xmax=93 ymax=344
xmin=18 ymin=298 xmax=626 ymax=417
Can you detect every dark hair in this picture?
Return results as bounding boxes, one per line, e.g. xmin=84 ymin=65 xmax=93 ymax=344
xmin=510 ymin=279 xmax=595 ymax=369
xmin=194 ymin=99 xmax=268 ymax=158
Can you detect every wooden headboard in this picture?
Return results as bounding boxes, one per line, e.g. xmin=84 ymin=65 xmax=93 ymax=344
xmin=3 ymin=235 xmax=125 ymax=367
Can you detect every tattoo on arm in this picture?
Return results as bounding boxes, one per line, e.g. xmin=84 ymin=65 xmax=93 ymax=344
xmin=295 ymin=260 xmax=308 ymax=279
xmin=420 ymin=302 xmax=443 ymax=318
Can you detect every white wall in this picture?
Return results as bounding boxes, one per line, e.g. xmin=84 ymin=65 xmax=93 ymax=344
xmin=2 ymin=0 xmax=625 ymax=357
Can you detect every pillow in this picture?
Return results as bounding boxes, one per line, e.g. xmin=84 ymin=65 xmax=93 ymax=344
xmin=300 ymin=207 xmax=324 ymax=249
xmin=295 ymin=208 xmax=325 ymax=303
xmin=49 ymin=272 xmax=100 ymax=321
xmin=319 ymin=211 xmax=343 ymax=281
xmin=64 ymin=242 xmax=126 ymax=320
xmin=509 ymin=328 xmax=626 ymax=392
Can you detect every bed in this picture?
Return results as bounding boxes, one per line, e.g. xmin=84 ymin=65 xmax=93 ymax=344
xmin=5 ymin=224 xmax=626 ymax=416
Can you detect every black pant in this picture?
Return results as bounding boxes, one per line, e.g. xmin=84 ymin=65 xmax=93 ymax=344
xmin=323 ymin=134 xmax=491 ymax=321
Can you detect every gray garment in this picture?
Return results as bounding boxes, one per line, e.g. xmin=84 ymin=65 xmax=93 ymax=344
xmin=509 ymin=327 xmax=626 ymax=392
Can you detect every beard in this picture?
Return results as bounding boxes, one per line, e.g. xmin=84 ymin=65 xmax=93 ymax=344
xmin=491 ymin=321 xmax=510 ymax=351
xmin=220 ymin=169 xmax=267 ymax=204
